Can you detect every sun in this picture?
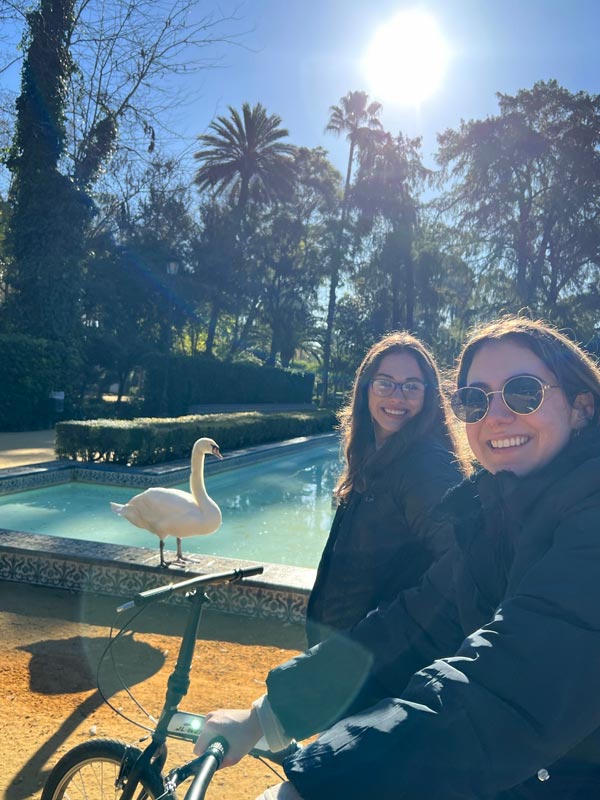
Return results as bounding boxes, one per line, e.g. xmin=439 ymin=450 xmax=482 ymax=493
xmin=362 ymin=9 xmax=450 ymax=108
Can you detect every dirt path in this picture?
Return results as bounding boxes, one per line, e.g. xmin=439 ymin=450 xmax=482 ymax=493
xmin=0 ymin=430 xmax=56 ymax=469
xmin=0 ymin=581 xmax=305 ymax=800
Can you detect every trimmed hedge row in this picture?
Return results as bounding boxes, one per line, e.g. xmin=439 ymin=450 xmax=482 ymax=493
xmin=56 ymin=409 xmax=337 ymax=466
xmin=143 ymin=355 xmax=315 ymax=416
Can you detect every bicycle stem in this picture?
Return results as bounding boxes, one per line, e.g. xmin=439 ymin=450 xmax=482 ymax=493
xmin=118 ymin=590 xmax=209 ymax=800
xmin=153 ymin=590 xmax=210 ymax=740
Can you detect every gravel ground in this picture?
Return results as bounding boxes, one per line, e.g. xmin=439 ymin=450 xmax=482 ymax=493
xmin=0 ymin=581 xmax=304 ymax=800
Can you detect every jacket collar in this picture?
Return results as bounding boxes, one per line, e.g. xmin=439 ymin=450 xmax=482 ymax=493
xmin=440 ymin=427 xmax=600 ymax=526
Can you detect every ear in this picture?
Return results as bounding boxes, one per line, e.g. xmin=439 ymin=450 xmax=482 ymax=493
xmin=570 ymin=392 xmax=595 ymax=430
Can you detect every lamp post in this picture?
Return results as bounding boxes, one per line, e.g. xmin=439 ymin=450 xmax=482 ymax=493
xmin=161 ymin=258 xmax=179 ymax=415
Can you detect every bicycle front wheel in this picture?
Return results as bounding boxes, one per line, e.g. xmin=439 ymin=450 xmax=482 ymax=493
xmin=41 ymin=739 xmax=164 ymax=800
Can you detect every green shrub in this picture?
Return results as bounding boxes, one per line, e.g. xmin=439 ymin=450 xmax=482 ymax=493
xmin=0 ymin=334 xmax=75 ymax=431
xmin=55 ymin=409 xmax=337 ymax=465
xmin=142 ymin=355 xmax=315 ymax=416
xmin=62 ymin=397 xmax=144 ymax=422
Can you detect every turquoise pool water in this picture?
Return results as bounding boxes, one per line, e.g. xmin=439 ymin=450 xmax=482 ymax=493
xmin=0 ymin=440 xmax=341 ymax=568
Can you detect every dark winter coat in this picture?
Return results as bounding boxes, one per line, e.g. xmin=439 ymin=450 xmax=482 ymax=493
xmin=306 ymin=434 xmax=463 ymax=647
xmin=271 ymin=428 xmax=600 ymax=800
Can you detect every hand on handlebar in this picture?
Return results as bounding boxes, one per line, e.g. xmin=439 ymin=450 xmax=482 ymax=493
xmin=193 ymin=707 xmax=262 ymax=768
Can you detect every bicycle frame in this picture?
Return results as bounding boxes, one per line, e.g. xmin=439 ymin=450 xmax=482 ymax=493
xmin=41 ymin=565 xmax=299 ymax=800
xmin=113 ymin=566 xmax=264 ymax=800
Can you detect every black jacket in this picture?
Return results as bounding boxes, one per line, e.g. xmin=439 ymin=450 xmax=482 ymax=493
xmin=273 ymin=429 xmax=600 ymax=799
xmin=306 ymin=434 xmax=463 ymax=647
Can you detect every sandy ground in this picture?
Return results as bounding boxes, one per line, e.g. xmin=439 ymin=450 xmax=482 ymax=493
xmin=0 ymin=581 xmax=305 ymax=800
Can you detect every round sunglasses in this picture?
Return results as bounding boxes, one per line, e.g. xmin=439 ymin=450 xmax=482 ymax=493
xmin=450 ymin=375 xmax=560 ymax=423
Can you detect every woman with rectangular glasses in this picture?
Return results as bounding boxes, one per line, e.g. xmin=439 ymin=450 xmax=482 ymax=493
xmin=195 ymin=316 xmax=600 ymax=799
xmin=306 ymin=331 xmax=468 ymax=647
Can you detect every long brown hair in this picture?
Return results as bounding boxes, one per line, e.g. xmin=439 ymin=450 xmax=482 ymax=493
xmin=456 ymin=316 xmax=600 ymax=426
xmin=335 ymin=331 xmax=468 ymax=502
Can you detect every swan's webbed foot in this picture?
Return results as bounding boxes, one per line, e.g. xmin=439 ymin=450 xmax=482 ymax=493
xmin=156 ymin=539 xmax=190 ymax=568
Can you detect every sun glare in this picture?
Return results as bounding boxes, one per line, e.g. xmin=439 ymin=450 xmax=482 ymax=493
xmin=362 ymin=9 xmax=450 ymax=108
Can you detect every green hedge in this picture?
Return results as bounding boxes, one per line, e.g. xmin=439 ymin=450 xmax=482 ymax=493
xmin=56 ymin=409 xmax=337 ymax=465
xmin=143 ymin=355 xmax=315 ymax=416
xmin=0 ymin=334 xmax=73 ymax=431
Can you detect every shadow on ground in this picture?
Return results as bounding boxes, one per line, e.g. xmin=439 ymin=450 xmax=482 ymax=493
xmin=7 ymin=632 xmax=166 ymax=800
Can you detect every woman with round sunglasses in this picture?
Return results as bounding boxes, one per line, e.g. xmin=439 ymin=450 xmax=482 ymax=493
xmin=306 ymin=331 xmax=468 ymax=647
xmin=193 ymin=317 xmax=600 ymax=800
xmin=260 ymin=316 xmax=600 ymax=800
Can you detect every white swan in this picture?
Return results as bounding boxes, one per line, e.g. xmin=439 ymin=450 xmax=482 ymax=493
xmin=110 ymin=437 xmax=223 ymax=567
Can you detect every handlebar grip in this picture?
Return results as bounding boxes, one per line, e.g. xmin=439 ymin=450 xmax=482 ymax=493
xmin=183 ymin=738 xmax=229 ymax=800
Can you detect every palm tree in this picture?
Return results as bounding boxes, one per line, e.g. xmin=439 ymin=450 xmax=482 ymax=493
xmin=193 ymin=102 xmax=297 ymax=218
xmin=353 ymin=132 xmax=428 ymax=330
xmin=320 ymin=90 xmax=384 ymax=405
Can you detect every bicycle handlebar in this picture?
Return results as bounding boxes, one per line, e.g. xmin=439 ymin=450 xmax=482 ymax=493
xmin=116 ymin=566 xmax=264 ymax=612
xmin=165 ymin=737 xmax=300 ymax=795
xmin=183 ymin=738 xmax=229 ymax=800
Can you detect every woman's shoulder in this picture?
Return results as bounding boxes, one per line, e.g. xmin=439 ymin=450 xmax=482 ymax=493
xmin=399 ymin=434 xmax=463 ymax=480
xmin=531 ymin=436 xmax=600 ymax=519
xmin=404 ymin=433 xmax=456 ymax=459
xmin=386 ymin=435 xmax=464 ymax=510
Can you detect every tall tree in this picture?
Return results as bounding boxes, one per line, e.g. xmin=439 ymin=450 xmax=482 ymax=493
xmin=193 ymin=102 xmax=297 ymax=220
xmin=253 ymin=212 xmax=317 ymax=366
xmin=247 ymin=146 xmax=340 ymax=365
xmin=219 ymin=147 xmax=340 ymax=364
xmin=4 ymin=0 xmax=93 ymax=341
xmin=190 ymin=200 xmax=243 ymax=356
xmin=124 ymin=160 xmax=198 ymax=353
xmin=2 ymin=0 xmax=240 ymax=341
xmin=353 ymin=131 xmax=428 ymax=329
xmin=81 ymin=157 xmax=198 ymax=401
xmin=320 ymin=90 xmax=383 ymax=405
xmin=1 ymin=1 xmax=241 ymax=188
xmin=437 ymin=80 xmax=600 ymax=318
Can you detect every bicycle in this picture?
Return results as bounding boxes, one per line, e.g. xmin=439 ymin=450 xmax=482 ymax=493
xmin=41 ymin=566 xmax=299 ymax=800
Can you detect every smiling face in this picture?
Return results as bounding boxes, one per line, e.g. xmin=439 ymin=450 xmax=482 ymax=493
xmin=368 ymin=352 xmax=426 ymax=447
xmin=464 ymin=339 xmax=580 ymax=476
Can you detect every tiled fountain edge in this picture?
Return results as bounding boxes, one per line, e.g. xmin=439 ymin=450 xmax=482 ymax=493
xmin=0 ymin=529 xmax=314 ymax=624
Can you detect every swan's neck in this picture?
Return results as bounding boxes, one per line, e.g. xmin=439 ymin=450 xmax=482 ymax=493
xmin=189 ymin=449 xmax=208 ymax=502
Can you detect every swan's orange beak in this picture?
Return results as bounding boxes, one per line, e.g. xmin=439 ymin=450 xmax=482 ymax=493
xmin=212 ymin=444 xmax=223 ymax=459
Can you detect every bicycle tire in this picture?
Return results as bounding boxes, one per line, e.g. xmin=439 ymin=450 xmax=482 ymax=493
xmin=41 ymin=738 xmax=165 ymax=800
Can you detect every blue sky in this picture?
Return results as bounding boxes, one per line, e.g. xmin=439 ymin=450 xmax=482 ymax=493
xmin=172 ymin=0 xmax=600 ymax=174
xmin=2 ymin=1 xmax=599 ymax=179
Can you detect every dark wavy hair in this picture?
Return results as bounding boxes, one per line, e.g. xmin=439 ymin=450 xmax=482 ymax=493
xmin=456 ymin=316 xmax=600 ymax=426
xmin=335 ymin=331 xmax=468 ymax=502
